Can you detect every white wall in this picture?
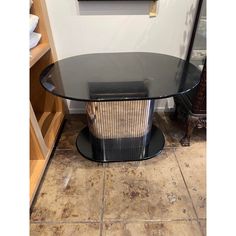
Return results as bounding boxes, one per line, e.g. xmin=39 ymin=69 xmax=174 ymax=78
xmin=45 ymin=0 xmax=198 ymax=113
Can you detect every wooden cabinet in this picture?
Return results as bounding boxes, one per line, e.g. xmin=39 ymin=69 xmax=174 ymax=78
xmin=30 ymin=0 xmax=65 ymax=205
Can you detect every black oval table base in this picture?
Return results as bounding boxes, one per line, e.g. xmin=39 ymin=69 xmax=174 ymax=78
xmin=76 ymin=125 xmax=165 ymax=163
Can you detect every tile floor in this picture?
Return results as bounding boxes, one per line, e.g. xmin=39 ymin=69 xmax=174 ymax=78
xmin=30 ymin=113 xmax=206 ymax=236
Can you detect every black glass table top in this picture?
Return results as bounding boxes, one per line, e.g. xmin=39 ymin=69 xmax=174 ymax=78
xmin=40 ymin=52 xmax=201 ymax=101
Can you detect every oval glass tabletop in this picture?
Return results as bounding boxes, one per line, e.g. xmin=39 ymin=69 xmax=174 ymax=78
xmin=40 ymin=52 xmax=201 ymax=101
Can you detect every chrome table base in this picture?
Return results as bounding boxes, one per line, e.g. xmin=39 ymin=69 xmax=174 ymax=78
xmin=76 ymin=100 xmax=165 ymax=163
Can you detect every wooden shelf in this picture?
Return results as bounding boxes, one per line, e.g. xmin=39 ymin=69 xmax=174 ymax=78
xmin=36 ymin=111 xmax=64 ymax=146
xmin=30 ymin=110 xmax=64 ymax=204
xmin=44 ymin=112 xmax=64 ymax=148
xmin=30 ymin=159 xmax=47 ymax=203
xmin=30 ymin=0 xmax=65 ymax=206
xmin=30 ymin=43 xmax=50 ymax=68
xmin=36 ymin=111 xmax=55 ymax=136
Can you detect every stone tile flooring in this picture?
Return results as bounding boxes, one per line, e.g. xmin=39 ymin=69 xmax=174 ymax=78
xmin=30 ymin=113 xmax=206 ymax=236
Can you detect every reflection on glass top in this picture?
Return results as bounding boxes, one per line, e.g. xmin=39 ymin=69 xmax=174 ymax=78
xmin=40 ymin=52 xmax=200 ymax=101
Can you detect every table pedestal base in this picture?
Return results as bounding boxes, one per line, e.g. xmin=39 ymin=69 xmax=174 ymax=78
xmin=76 ymin=125 xmax=165 ymax=163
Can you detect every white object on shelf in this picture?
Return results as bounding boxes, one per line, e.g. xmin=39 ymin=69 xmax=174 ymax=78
xmin=30 ymin=32 xmax=41 ymax=49
xmin=30 ymin=14 xmax=39 ymax=34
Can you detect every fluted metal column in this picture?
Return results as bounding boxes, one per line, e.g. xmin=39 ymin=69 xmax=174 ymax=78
xmin=85 ymin=100 xmax=155 ymax=161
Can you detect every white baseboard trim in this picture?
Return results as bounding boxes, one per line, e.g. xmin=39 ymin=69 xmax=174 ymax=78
xmin=154 ymin=106 xmax=174 ymax=112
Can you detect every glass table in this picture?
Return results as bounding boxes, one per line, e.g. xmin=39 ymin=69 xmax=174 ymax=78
xmin=40 ymin=52 xmax=200 ymax=162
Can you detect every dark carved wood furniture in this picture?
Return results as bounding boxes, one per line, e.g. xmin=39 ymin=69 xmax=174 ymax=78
xmin=173 ymin=61 xmax=206 ymax=146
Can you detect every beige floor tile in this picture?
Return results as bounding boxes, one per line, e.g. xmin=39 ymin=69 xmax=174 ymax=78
xmin=30 ymin=223 xmax=100 ymax=236
xmin=103 ymin=221 xmax=202 ymax=236
xmin=153 ymin=113 xmax=183 ymax=148
xmin=174 ymin=143 xmax=206 ymax=218
xmin=63 ymin=114 xmax=87 ymax=131
xmin=175 ymin=142 xmax=206 ymax=158
xmin=31 ymin=150 xmax=104 ymax=222
xmin=199 ymin=219 xmax=206 ymax=236
xmin=103 ymin=150 xmax=196 ymax=221
xmin=31 ymin=193 xmax=102 ymax=222
xmin=57 ymin=115 xmax=86 ymax=150
xmin=30 ymin=114 xmax=206 ymax=236
xmin=57 ymin=130 xmax=79 ymax=150
xmin=44 ymin=149 xmax=103 ymax=180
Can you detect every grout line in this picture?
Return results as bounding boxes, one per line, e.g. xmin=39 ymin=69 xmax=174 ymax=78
xmin=101 ymin=218 xmax=199 ymax=223
xmin=30 ymin=221 xmax=100 ymax=224
xmin=99 ymin=166 xmax=106 ymax=236
xmin=30 ymin=218 xmax=199 ymax=225
xmin=173 ymin=149 xmax=204 ymax=236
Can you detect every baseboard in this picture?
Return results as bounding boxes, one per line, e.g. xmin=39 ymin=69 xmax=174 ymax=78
xmin=69 ymin=107 xmax=86 ymax=114
xmin=69 ymin=106 xmax=174 ymax=114
xmin=154 ymin=106 xmax=175 ymax=113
